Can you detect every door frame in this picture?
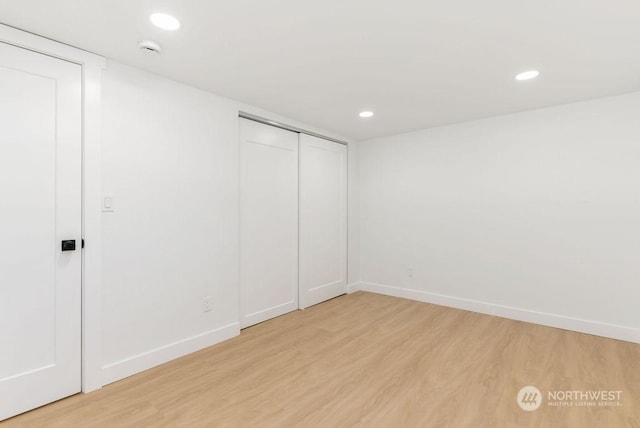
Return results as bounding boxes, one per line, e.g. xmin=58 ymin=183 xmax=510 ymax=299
xmin=0 ymin=24 xmax=106 ymax=393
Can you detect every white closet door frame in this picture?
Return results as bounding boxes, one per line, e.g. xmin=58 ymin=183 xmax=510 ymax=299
xmin=299 ymin=134 xmax=348 ymax=309
xmin=0 ymin=24 xmax=105 ymax=393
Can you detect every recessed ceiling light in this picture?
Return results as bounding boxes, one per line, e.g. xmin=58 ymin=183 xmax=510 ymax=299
xmin=359 ymin=111 xmax=374 ymax=118
xmin=515 ymin=70 xmax=540 ymax=81
xmin=150 ymin=13 xmax=181 ymax=31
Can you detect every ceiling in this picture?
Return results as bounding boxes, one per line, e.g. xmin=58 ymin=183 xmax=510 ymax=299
xmin=1 ymin=0 xmax=640 ymax=140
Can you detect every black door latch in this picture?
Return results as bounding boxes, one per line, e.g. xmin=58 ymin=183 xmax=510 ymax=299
xmin=61 ymin=240 xmax=76 ymax=251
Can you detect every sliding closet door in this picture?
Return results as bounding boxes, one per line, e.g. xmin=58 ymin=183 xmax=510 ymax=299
xmin=239 ymin=119 xmax=299 ymax=328
xmin=299 ymin=134 xmax=347 ymax=309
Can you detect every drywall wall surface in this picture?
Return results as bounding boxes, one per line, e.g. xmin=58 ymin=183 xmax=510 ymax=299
xmin=101 ymin=61 xmax=360 ymax=381
xmin=101 ymin=62 xmax=240 ymax=377
xmin=359 ymin=92 xmax=640 ymax=342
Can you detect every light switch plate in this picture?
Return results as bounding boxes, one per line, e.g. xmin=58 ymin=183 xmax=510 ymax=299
xmin=102 ymin=194 xmax=114 ymax=212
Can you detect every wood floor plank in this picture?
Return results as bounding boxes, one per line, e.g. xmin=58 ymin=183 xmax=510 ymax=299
xmin=2 ymin=292 xmax=638 ymax=427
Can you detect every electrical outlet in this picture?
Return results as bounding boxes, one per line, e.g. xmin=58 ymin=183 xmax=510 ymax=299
xmin=203 ymin=296 xmax=213 ymax=312
xmin=407 ymin=267 xmax=414 ymax=278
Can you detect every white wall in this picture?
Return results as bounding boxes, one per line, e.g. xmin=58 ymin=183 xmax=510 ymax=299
xmin=359 ymin=92 xmax=640 ymax=343
xmin=101 ymin=62 xmax=239 ymax=382
xmin=101 ymin=61 xmax=358 ymax=384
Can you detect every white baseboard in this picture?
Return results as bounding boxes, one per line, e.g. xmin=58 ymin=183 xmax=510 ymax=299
xmin=101 ymin=322 xmax=240 ymax=385
xmin=346 ymin=282 xmax=361 ymax=294
xmin=360 ymin=282 xmax=639 ymax=344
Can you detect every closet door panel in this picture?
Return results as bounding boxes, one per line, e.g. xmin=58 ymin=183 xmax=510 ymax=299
xmin=239 ymin=119 xmax=298 ymax=327
xmin=299 ymin=134 xmax=347 ymax=308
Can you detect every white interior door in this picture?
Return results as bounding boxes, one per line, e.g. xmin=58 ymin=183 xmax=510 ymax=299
xmin=299 ymin=134 xmax=347 ymax=309
xmin=0 ymin=42 xmax=82 ymax=420
xmin=239 ymin=119 xmax=299 ymax=328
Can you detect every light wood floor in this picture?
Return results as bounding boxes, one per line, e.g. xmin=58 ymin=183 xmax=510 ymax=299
xmin=3 ymin=292 xmax=639 ymax=427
